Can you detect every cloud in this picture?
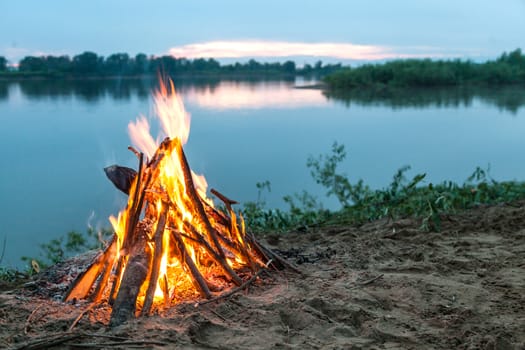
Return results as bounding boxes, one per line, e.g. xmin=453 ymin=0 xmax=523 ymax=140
xmin=168 ymin=40 xmax=453 ymax=61
xmin=1 ymin=47 xmax=32 ymax=62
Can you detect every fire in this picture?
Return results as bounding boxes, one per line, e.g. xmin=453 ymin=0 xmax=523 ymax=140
xmin=64 ymin=77 xmax=281 ymax=325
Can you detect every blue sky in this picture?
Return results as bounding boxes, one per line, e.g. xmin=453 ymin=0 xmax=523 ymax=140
xmin=1 ymin=0 xmax=524 ymax=64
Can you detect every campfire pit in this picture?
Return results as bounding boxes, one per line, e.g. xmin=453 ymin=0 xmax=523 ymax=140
xmin=64 ymin=78 xmax=293 ymax=326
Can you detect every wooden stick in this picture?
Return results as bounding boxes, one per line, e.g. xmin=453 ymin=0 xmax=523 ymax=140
xmin=127 ymin=145 xmax=141 ymax=159
xmin=176 ymin=141 xmax=225 ymax=259
xmin=122 ymin=152 xmax=144 ymax=252
xmin=197 ymin=267 xmax=266 ymax=306
xmin=108 ymin=256 xmax=126 ymax=305
xmin=210 ymin=188 xmax=237 ymax=242
xmin=91 ymin=240 xmax=117 ymax=302
xmin=357 ymin=274 xmax=384 ymax=286
xmin=165 ymin=200 xmax=249 ymax=284
xmin=64 ymin=237 xmax=117 ymax=302
xmin=182 ymin=223 xmax=244 ymax=286
xmin=246 ymin=234 xmax=302 ymax=273
xmin=210 ymin=188 xmax=238 ymax=205
xmin=110 ymin=228 xmax=151 ymax=327
xmin=12 ymin=333 xmax=81 ymax=350
xmin=202 ymin=199 xmax=230 ymax=227
xmin=64 ymin=340 xmax=169 ymax=348
xmin=162 ymin=274 xmax=170 ymax=306
xmin=230 ymin=210 xmax=256 ymax=272
xmin=210 ymin=188 xmax=293 ymax=273
xmin=210 ymin=188 xmax=256 ymax=271
xmin=141 ymin=204 xmax=168 ymax=316
xmin=24 ymin=304 xmax=44 ymax=334
xmin=172 ymin=231 xmax=212 ymax=299
xmin=69 ymin=303 xmax=95 ymax=331
xmin=175 ymin=140 xmax=243 ymax=285
xmin=123 ymin=141 xmax=165 ymax=251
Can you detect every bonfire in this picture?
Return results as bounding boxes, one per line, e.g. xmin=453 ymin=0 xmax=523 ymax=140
xmin=64 ymin=78 xmax=291 ymax=326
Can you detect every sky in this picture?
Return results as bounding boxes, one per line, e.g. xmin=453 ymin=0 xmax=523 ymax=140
xmin=0 ymin=0 xmax=524 ymax=65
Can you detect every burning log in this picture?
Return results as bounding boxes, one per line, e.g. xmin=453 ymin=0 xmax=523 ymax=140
xmin=103 ymin=165 xmax=137 ymax=195
xmin=109 ymin=224 xmax=150 ymax=327
xmin=63 ymin=78 xmax=294 ymax=327
xmin=65 ymin=137 xmax=289 ymax=326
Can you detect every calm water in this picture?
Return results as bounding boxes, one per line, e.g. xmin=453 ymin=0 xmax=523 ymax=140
xmin=1 ymin=78 xmax=524 ymax=267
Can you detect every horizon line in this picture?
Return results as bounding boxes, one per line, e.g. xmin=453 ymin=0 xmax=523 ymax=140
xmin=1 ymin=40 xmax=492 ymax=64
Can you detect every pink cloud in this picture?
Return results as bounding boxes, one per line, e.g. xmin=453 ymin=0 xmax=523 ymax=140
xmin=168 ymin=40 xmax=450 ymax=61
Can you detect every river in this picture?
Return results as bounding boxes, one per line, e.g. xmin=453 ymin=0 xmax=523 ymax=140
xmin=1 ymin=78 xmax=524 ymax=267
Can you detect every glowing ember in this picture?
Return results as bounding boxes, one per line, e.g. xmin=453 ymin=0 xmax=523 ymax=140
xmin=64 ymin=78 xmax=287 ymax=326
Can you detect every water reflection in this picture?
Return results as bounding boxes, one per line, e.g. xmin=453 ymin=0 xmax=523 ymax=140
xmin=1 ymin=79 xmax=524 ymax=114
xmin=324 ymin=86 xmax=525 ymax=114
xmin=15 ymin=78 xmax=152 ymax=102
xmin=0 ymin=77 xmax=297 ymax=104
xmin=184 ymin=80 xmax=328 ymax=109
xmin=0 ymin=81 xmax=7 ymax=99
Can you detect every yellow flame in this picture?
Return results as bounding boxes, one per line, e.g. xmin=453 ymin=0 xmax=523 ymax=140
xmin=154 ymin=79 xmax=191 ymax=145
xmin=124 ymin=79 xmax=205 ymax=304
xmin=110 ymin=78 xmax=248 ymax=308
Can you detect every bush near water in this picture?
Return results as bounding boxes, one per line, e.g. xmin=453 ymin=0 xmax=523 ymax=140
xmin=323 ymin=48 xmax=525 ymax=89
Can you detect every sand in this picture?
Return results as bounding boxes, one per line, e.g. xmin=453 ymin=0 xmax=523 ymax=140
xmin=1 ymin=201 xmax=524 ymax=349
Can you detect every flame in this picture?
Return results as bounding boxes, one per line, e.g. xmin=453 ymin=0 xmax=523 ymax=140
xmin=109 ymin=77 xmax=248 ymax=309
xmin=64 ymin=77 xmax=265 ymax=319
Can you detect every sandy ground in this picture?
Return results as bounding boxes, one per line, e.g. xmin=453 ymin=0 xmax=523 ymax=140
xmin=1 ymin=201 xmax=524 ymax=349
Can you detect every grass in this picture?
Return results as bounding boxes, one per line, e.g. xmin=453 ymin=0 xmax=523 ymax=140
xmin=0 ymin=227 xmax=112 ymax=284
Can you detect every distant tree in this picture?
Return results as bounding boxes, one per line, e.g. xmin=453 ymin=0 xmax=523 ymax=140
xmin=191 ymin=58 xmax=208 ymax=71
xmin=19 ymin=56 xmax=47 ymax=72
xmin=133 ymin=53 xmax=149 ymax=74
xmin=505 ymin=49 xmax=525 ymax=68
xmin=72 ymin=51 xmax=100 ymax=75
xmin=324 ymin=50 xmax=525 ymax=89
xmin=0 ymin=56 xmax=6 ymax=71
xmin=282 ymin=60 xmax=296 ymax=74
xmin=189 ymin=58 xmax=220 ymax=72
xmin=247 ymin=59 xmax=262 ymax=71
xmin=206 ymin=58 xmax=220 ymax=70
xmin=149 ymin=55 xmax=180 ymax=74
xmin=302 ymin=63 xmax=313 ymax=75
xmin=104 ymin=53 xmax=130 ymax=75
xmin=45 ymin=55 xmax=72 ymax=73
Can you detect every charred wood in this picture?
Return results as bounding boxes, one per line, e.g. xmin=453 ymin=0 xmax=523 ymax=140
xmin=109 ymin=226 xmax=151 ymax=327
xmin=103 ymin=165 xmax=137 ymax=195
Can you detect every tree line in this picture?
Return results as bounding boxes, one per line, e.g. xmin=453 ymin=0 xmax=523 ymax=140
xmin=324 ymin=49 xmax=525 ymax=89
xmin=0 ymin=51 xmax=342 ymax=78
xmin=3 ymin=49 xmax=523 ymax=85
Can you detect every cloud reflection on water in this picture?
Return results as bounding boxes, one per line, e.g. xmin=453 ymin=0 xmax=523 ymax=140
xmin=183 ymin=81 xmax=328 ymax=110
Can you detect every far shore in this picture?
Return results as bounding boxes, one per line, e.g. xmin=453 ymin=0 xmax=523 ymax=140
xmin=0 ymin=72 xmax=301 ymax=82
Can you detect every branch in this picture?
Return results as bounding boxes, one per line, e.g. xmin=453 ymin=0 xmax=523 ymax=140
xmin=197 ymin=265 xmax=269 ymax=306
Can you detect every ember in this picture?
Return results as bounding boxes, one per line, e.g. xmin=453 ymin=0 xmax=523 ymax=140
xmin=64 ymin=78 xmax=290 ymax=326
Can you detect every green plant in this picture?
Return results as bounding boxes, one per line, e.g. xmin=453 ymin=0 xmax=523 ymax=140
xmin=307 ymin=142 xmax=371 ymax=206
xmin=21 ymin=227 xmax=113 ymax=269
xmin=306 ymin=144 xmax=525 ymax=230
xmin=243 ymin=142 xmax=525 ymax=233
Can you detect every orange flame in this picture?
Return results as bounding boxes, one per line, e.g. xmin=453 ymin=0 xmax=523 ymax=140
xmin=109 ymin=77 xmax=238 ymax=307
xmin=64 ymin=77 xmax=264 ymax=318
